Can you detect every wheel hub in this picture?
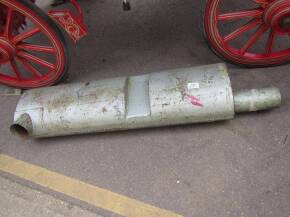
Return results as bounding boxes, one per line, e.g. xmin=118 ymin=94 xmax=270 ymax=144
xmin=279 ymin=15 xmax=290 ymax=29
xmin=264 ymin=0 xmax=290 ymax=33
xmin=0 ymin=37 xmax=15 ymax=63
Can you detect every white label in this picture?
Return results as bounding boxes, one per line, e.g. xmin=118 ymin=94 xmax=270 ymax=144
xmin=187 ymin=82 xmax=199 ymax=90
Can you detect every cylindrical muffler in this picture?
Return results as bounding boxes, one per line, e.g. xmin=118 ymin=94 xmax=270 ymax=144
xmin=10 ymin=63 xmax=281 ymax=138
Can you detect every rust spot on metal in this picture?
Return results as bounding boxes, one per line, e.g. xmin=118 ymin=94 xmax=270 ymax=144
xmin=48 ymin=95 xmax=75 ymax=111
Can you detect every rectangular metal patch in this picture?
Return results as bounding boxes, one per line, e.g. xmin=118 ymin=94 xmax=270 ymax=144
xmin=126 ymin=74 xmax=151 ymax=118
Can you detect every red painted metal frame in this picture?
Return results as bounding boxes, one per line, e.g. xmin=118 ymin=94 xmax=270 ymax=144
xmin=204 ymin=0 xmax=290 ymax=66
xmin=0 ymin=0 xmax=67 ymax=88
xmin=48 ymin=0 xmax=88 ymax=43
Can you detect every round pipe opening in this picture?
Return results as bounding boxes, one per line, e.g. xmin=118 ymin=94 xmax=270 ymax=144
xmin=10 ymin=124 xmax=30 ymax=138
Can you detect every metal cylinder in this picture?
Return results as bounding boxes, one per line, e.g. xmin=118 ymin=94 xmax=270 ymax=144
xmin=233 ymin=88 xmax=282 ymax=113
xmin=10 ymin=64 xmax=281 ymax=138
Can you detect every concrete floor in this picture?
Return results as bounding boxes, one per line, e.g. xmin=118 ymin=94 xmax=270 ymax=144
xmin=0 ymin=176 xmax=102 ymax=217
xmin=1 ymin=0 xmax=290 ymax=216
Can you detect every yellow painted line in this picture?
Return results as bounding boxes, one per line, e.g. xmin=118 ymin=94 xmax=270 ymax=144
xmin=0 ymin=154 xmax=183 ymax=217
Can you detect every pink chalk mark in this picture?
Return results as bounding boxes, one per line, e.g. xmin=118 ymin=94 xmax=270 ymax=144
xmin=186 ymin=94 xmax=203 ymax=107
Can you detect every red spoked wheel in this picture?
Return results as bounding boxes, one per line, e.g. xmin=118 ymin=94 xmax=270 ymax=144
xmin=0 ymin=0 xmax=69 ymax=88
xmin=204 ymin=0 xmax=290 ymax=67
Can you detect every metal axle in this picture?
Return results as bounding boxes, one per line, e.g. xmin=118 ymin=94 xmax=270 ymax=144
xmin=10 ymin=64 xmax=281 ymax=138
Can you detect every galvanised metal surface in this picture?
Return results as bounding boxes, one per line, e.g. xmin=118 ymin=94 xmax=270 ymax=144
xmin=233 ymin=88 xmax=282 ymax=113
xmin=10 ymin=63 xmax=281 ymax=138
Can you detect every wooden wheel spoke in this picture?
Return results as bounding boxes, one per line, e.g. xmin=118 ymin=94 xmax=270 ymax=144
xmin=13 ymin=27 xmax=41 ymax=44
xmin=204 ymin=0 xmax=290 ymax=66
xmin=17 ymin=51 xmax=55 ymax=70
xmin=265 ymin=30 xmax=276 ymax=55
xmin=218 ymin=9 xmax=264 ymax=21
xmin=17 ymin=43 xmax=56 ymax=53
xmin=224 ymin=19 xmax=262 ymax=43
xmin=4 ymin=8 xmax=14 ymax=37
xmin=17 ymin=57 xmax=43 ymax=78
xmin=240 ymin=24 xmax=269 ymax=55
xmin=10 ymin=60 xmax=21 ymax=80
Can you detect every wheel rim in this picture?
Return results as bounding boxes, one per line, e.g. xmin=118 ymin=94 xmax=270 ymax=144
xmin=0 ymin=0 xmax=66 ymax=88
xmin=205 ymin=0 xmax=290 ymax=66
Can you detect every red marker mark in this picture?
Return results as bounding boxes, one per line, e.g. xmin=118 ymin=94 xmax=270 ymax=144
xmin=186 ymin=94 xmax=203 ymax=107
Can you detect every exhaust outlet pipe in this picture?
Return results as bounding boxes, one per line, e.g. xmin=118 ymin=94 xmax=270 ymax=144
xmin=10 ymin=113 xmax=33 ymax=138
xmin=10 ymin=64 xmax=281 ymax=138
